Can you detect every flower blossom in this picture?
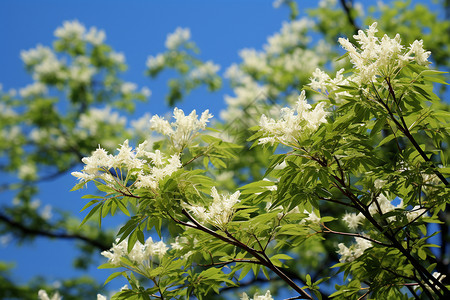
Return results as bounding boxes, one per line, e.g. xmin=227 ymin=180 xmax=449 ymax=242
xmin=188 ymin=187 xmax=241 ymax=228
xmin=150 ymin=107 xmax=213 ymax=150
xmin=101 ymin=237 xmax=168 ymax=267
xmin=38 ymin=290 xmax=61 ymax=300
xmin=165 ymin=27 xmax=191 ymax=50
xmin=300 ymin=210 xmax=321 ymax=225
xmin=19 ymin=82 xmax=48 ymax=98
xmin=337 ymin=237 xmax=372 ymax=262
xmin=189 ymin=61 xmax=220 ymax=81
xmin=241 ymin=290 xmax=274 ymax=300
xmin=54 ymin=20 xmax=85 ymax=40
xmin=337 ymin=22 xmax=431 ymax=83
xmin=342 ymin=212 xmax=365 ymax=230
xmin=72 ymin=140 xmax=182 ymax=191
xmin=258 ymin=90 xmax=328 ymax=146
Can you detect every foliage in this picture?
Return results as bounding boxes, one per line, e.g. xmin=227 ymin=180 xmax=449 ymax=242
xmin=1 ymin=1 xmax=450 ymax=299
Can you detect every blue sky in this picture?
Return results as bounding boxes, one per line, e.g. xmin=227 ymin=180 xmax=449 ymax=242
xmin=0 ymin=0 xmax=444 ymax=298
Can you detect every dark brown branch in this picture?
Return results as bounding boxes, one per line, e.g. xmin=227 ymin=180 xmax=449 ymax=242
xmin=0 ymin=162 xmax=79 ymax=193
xmin=179 ymin=209 xmax=314 ymax=299
xmin=0 ymin=212 xmax=110 ymax=251
xmin=339 ymin=0 xmax=360 ymax=35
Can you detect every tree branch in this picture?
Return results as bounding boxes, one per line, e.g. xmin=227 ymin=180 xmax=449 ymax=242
xmin=0 ymin=212 xmax=110 ymax=251
xmin=339 ymin=0 xmax=360 ymax=35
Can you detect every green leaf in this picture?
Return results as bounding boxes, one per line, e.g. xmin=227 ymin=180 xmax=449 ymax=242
xmin=104 ymin=271 xmax=125 ymax=285
xmin=80 ymin=199 xmax=100 ymax=212
xmin=128 ymin=229 xmax=138 ymax=253
xmin=70 ymin=181 xmax=86 ymax=192
xmin=238 ymin=264 xmax=252 ymax=281
xmin=137 ymin=230 xmax=145 ymax=245
xmin=270 ymin=254 xmax=293 ymax=261
xmin=377 ymin=134 xmax=396 ymax=148
xmin=80 ymin=203 xmax=102 ymax=226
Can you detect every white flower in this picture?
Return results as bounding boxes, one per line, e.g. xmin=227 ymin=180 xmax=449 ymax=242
xmin=121 ymin=82 xmax=137 ymax=94
xmin=77 ymin=106 xmax=126 ymax=136
xmin=18 ymin=162 xmax=37 ymax=180
xmin=342 ymin=212 xmax=365 ymax=230
xmin=21 ymin=44 xmax=54 ymax=66
xmin=258 ymin=90 xmax=328 ymax=146
xmin=19 ymin=82 xmax=47 ymax=98
xmin=145 ymin=238 xmax=169 ymax=258
xmin=146 ymin=54 xmax=165 ymax=70
xmin=97 ymin=294 xmax=107 ymax=300
xmin=264 ymin=18 xmax=312 ymax=55
xmin=54 ymin=20 xmax=85 ymax=40
xmin=406 ymin=206 xmax=428 ymax=223
xmin=110 ymin=52 xmax=125 ymax=64
xmin=189 ymin=187 xmax=241 ymax=228
xmin=239 ymin=48 xmax=269 ymax=73
xmin=165 ymin=27 xmax=191 ymax=50
xmin=141 ymin=87 xmax=152 ymax=98
xmin=101 ymin=238 xmax=128 ymax=266
xmin=38 ymin=290 xmax=62 ymax=300
xmin=374 ymin=179 xmax=387 ymax=189
xmin=241 ymin=290 xmax=274 ymax=300
xmin=336 ymin=22 xmax=431 ymax=84
xmin=368 ymin=194 xmax=403 ymax=222
xmin=273 ymin=0 xmax=288 ymax=8
xmin=33 ymin=55 xmax=64 ymax=81
xmin=85 ymin=27 xmax=106 ymax=45
xmin=150 ymin=108 xmax=213 ymax=150
xmin=300 ymin=210 xmax=321 ymax=225
xmin=68 ymin=64 xmax=95 ymax=84
xmin=337 ymin=237 xmax=372 ymax=262
xmin=171 ymin=236 xmax=188 ymax=250
xmin=101 ymin=237 xmax=168 ymax=266
xmin=189 ymin=61 xmax=220 ymax=81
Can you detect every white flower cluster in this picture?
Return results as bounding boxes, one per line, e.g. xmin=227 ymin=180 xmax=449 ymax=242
xmin=19 ymin=82 xmax=48 ymax=98
xmin=239 ymin=49 xmax=270 ymax=74
xmin=38 ymin=290 xmax=61 ymax=300
xmin=20 ymin=44 xmax=66 ymax=82
xmin=342 ymin=212 xmax=365 ymax=230
xmin=337 ymin=237 xmax=372 ymax=262
xmin=120 ymin=82 xmax=137 ymax=94
xmin=101 ymin=237 xmax=168 ymax=267
xmin=54 ymin=20 xmax=85 ymax=40
xmin=71 ymin=140 xmax=182 ymax=191
xmin=258 ymin=90 xmax=328 ymax=146
xmin=110 ymin=51 xmax=125 ymax=65
xmin=150 ymin=108 xmax=213 ymax=150
xmin=0 ymin=102 xmax=17 ymax=118
xmin=68 ymin=56 xmax=96 ymax=84
xmin=300 ymin=210 xmax=321 ymax=225
xmin=273 ymin=0 xmax=289 ymax=8
xmin=146 ymin=53 xmax=165 ymax=70
xmin=309 ymin=68 xmax=352 ymax=102
xmin=165 ymin=27 xmax=191 ymax=50
xmin=189 ymin=61 xmax=220 ymax=81
xmin=338 ymin=22 xmax=431 ymax=83
xmin=188 ymin=187 xmax=241 ymax=228
xmin=342 ymin=194 xmax=428 ymax=231
xmin=241 ymin=290 xmax=274 ymax=300
xmin=264 ymin=18 xmax=312 ymax=55
xmin=20 ymin=44 xmax=54 ymax=66
xmin=54 ymin=20 xmax=106 ymax=45
xmin=85 ymin=27 xmax=106 ymax=45
xmin=77 ymin=106 xmax=126 ymax=137
xmin=368 ymin=194 xmax=402 ymax=217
